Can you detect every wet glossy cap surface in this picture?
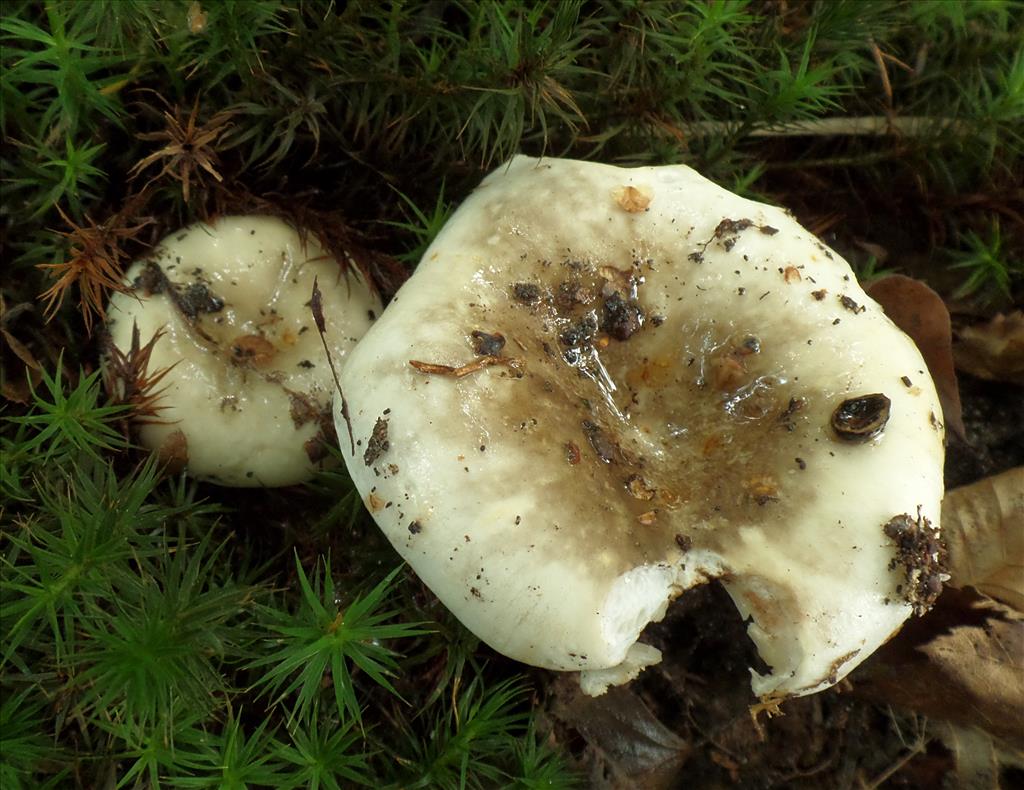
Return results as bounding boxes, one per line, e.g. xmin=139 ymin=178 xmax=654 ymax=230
xmin=336 ymin=157 xmax=945 ymax=699
xmin=107 ymin=215 xmax=381 ymax=486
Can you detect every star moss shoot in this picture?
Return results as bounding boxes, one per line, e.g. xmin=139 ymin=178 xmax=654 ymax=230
xmin=1 ymin=1 xmax=1021 ymax=788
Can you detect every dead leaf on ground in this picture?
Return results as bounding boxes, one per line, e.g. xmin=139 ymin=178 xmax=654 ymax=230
xmin=547 ymin=675 xmax=690 ymax=790
xmin=932 ymin=721 xmax=1024 ymax=790
xmin=943 ymin=466 xmax=1024 ymax=613
xmin=1 ymin=296 xmax=43 ymax=403
xmin=0 ymin=379 xmax=32 ymax=405
xmin=865 ymin=274 xmax=965 ymax=440
xmin=953 ymin=311 xmax=1024 ymax=386
xmin=2 ymin=326 xmax=40 ymax=372
xmin=851 ymin=589 xmax=1024 ymax=748
xmin=1 ymin=329 xmax=42 ymax=404
xmin=852 ymin=237 xmax=890 ymax=265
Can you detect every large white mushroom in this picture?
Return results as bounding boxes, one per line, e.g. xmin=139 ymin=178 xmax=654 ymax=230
xmin=106 ymin=215 xmax=381 ymax=486
xmin=335 ymin=156 xmax=946 ymax=702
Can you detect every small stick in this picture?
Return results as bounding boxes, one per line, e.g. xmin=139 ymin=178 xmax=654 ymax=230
xmin=311 ymin=276 xmax=355 ymax=454
xmin=869 ymin=36 xmax=893 ymax=109
xmin=409 ymin=356 xmax=522 ymax=378
xmin=683 ymin=116 xmax=968 ymax=138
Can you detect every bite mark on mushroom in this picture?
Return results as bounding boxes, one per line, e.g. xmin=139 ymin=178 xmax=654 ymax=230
xmin=335 ymin=156 xmax=946 ymax=704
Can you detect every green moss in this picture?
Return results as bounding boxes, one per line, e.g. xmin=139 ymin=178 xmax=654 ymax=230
xmin=1 ymin=1 xmax=1022 ymax=786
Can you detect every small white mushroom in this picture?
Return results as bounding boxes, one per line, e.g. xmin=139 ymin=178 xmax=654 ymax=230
xmin=335 ymin=156 xmax=946 ymax=701
xmin=107 ymin=215 xmax=381 ymax=486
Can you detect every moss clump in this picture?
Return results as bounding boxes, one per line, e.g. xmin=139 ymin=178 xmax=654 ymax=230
xmin=2 ymin=1 xmax=1021 ymax=787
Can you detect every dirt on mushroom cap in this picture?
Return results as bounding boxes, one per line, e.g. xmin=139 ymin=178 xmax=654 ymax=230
xmin=106 ymin=215 xmax=382 ymax=487
xmin=338 ymin=156 xmax=945 ymax=698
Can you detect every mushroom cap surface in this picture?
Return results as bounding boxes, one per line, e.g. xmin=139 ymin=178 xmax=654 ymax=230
xmin=336 ymin=156 xmax=945 ymax=699
xmin=107 ymin=215 xmax=381 ymax=487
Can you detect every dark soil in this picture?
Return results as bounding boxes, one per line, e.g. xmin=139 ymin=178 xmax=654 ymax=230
xmin=944 ymin=374 xmax=1024 ymax=490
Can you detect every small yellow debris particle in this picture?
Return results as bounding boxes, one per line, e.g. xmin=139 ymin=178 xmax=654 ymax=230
xmin=613 ymin=185 xmax=652 ymax=213
xmin=626 ymin=475 xmax=656 ymax=501
xmin=187 ymin=1 xmax=207 ymax=34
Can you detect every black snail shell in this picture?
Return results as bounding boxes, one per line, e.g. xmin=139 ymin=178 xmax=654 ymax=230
xmin=831 ymin=393 xmax=891 ymax=442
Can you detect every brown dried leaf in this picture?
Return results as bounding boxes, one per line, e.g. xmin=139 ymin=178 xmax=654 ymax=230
xmin=852 ymin=237 xmax=890 ymax=265
xmin=919 ymin=610 xmax=1024 ymax=746
xmin=943 ymin=466 xmax=1024 ymax=612
xmin=1 ymin=327 xmax=40 ymax=371
xmin=549 ymin=676 xmax=689 ymax=789
xmin=1 ymin=380 xmax=30 ymax=404
xmin=1 ymin=333 xmax=40 ymax=403
xmin=932 ymin=722 xmax=1024 ymax=790
xmin=852 ymin=591 xmax=1024 ymax=748
xmin=953 ymin=311 xmax=1024 ymax=386
xmin=865 ymin=274 xmax=964 ymax=440
xmin=0 ymin=297 xmax=43 ymax=403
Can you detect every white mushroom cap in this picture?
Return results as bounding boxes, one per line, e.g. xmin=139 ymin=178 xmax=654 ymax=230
xmin=336 ymin=156 xmax=945 ymax=700
xmin=107 ymin=215 xmax=381 ymax=487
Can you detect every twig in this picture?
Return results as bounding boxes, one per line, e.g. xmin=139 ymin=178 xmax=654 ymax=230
xmin=764 ymin=148 xmax=912 ymax=171
xmin=684 ymin=116 xmax=968 ymax=139
xmin=408 ymin=356 xmax=522 ymax=378
xmin=860 ymin=742 xmax=927 ymax=789
xmin=859 ymin=711 xmax=929 ymax=789
xmin=869 ymin=37 xmax=894 ymax=109
xmin=311 ymin=276 xmax=354 ymax=455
